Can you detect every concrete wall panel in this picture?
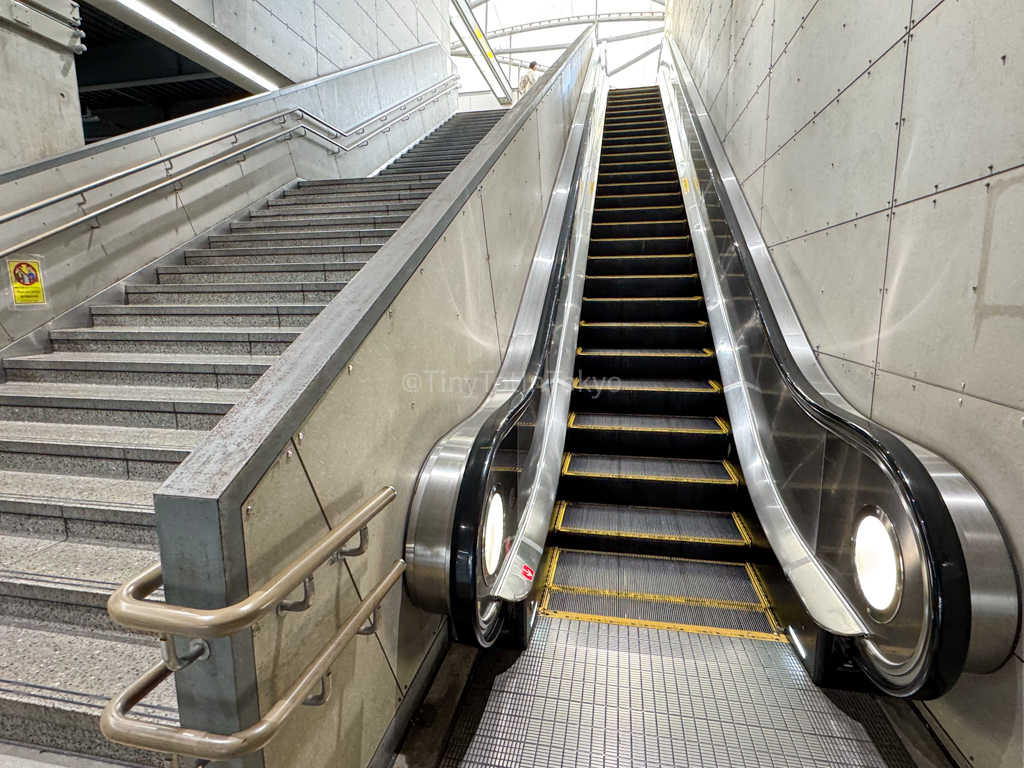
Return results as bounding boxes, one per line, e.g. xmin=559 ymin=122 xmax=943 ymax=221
xmin=879 ymin=169 xmax=1024 ymax=409
xmin=771 ymin=211 xmax=888 ymax=366
xmin=759 ymin=47 xmax=903 ymax=244
xmin=765 ymin=0 xmax=911 ymax=155
xmin=480 ymin=116 xmax=545 ymax=358
xmin=895 ymin=0 xmax=1024 ymax=204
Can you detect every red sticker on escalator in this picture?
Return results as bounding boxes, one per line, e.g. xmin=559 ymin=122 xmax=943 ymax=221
xmin=521 ymin=565 xmax=535 ymax=581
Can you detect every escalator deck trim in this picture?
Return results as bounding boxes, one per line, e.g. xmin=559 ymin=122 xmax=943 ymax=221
xmin=539 ymin=549 xmax=784 ymax=642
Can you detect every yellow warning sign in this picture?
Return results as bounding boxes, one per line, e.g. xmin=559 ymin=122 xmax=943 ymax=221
xmin=681 ymin=177 xmax=690 ymax=194
xmin=8 ymin=259 xmax=46 ymax=305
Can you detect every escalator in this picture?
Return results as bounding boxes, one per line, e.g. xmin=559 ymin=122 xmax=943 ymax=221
xmin=547 ymin=87 xmax=778 ymax=640
xmin=424 ymin=87 xmax=970 ymax=768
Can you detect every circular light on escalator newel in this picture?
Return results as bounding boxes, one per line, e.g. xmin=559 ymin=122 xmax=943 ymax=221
xmin=483 ymin=491 xmax=504 ymax=578
xmin=854 ymin=510 xmax=902 ymax=615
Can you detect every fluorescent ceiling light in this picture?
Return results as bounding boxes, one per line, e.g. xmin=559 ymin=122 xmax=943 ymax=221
xmin=111 ymin=0 xmax=280 ymax=92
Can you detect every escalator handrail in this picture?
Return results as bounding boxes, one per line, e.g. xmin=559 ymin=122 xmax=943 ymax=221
xmin=661 ymin=38 xmax=1018 ymax=694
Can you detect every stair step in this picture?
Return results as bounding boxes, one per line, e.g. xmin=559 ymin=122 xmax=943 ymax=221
xmin=184 ymin=245 xmax=377 ymax=265
xmin=269 ymin=189 xmax=431 ymax=205
xmin=232 ymin=215 xmax=407 ymax=231
xmin=158 ymin=261 xmax=364 ymax=285
xmin=583 ymin=273 xmax=700 ymax=298
xmin=0 ymin=619 xmax=174 ymax=765
xmin=91 ymin=303 xmax=324 ymax=328
xmin=207 ymin=230 xmax=394 ymax=248
xmin=125 ymin=281 xmax=345 ymax=305
xmin=4 ymin=351 xmax=274 ymax=387
xmin=0 ymin=380 xmax=241 ymax=430
xmin=49 ymin=326 xmax=299 ymax=356
xmin=0 ymin=420 xmax=205 ymax=480
xmin=0 ymin=536 xmax=158 ymax=629
xmin=0 ymin=469 xmax=158 ymax=546
xmin=559 ymin=453 xmax=741 ymax=509
xmin=576 ymin=347 xmax=718 ymax=378
xmin=299 ymin=172 xmax=447 ymax=186
xmin=251 ymin=201 xmax=420 ymax=217
xmin=566 ymin=412 xmax=731 ymax=459
xmin=284 ymin=180 xmax=439 ymax=194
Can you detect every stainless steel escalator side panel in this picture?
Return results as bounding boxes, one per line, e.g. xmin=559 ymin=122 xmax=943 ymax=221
xmin=658 ymin=37 xmax=1018 ymax=693
xmin=404 ymin=35 xmax=605 ymax=619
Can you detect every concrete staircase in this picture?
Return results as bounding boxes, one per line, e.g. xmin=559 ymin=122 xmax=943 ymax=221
xmin=0 ymin=108 xmax=505 ymax=764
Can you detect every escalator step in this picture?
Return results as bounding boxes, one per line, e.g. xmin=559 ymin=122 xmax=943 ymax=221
xmin=596 ymin=191 xmax=682 ymax=208
xmin=596 ymin=181 xmax=680 ymax=197
xmin=549 ymin=549 xmax=761 ymax=606
xmin=542 ymin=590 xmax=779 ymax=639
xmin=576 ymin=347 xmax=718 ymax=378
xmin=554 ymin=501 xmax=748 ymax=546
xmin=591 ymin=205 xmax=684 ymax=224
xmin=559 ymin=452 xmax=740 ymax=509
xmin=581 ymin=296 xmax=704 ymax=322
xmin=571 ymin=377 xmax=723 ymax=415
xmin=583 ymin=273 xmax=699 ymax=297
xmin=589 ymin=220 xmax=689 ymax=238
xmin=565 ymin=412 xmax=731 ymax=459
xmin=578 ymin=320 xmax=709 ymax=348
xmin=597 ymin=169 xmax=679 ymax=184
xmin=589 ymin=236 xmax=691 ymax=256
xmin=585 ymin=253 xmax=694 ymax=275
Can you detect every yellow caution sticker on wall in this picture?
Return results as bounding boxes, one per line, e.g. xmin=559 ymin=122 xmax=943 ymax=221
xmin=7 ymin=258 xmax=46 ymax=305
xmin=681 ymin=177 xmax=690 ymax=194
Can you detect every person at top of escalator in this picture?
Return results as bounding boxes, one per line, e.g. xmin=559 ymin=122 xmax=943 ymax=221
xmin=518 ymin=61 xmax=540 ymax=98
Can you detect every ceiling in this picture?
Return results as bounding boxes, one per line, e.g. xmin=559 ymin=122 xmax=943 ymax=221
xmin=76 ymin=2 xmax=250 ymax=142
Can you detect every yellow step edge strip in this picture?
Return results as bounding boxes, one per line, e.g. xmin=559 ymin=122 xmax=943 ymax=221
xmin=561 ymin=453 xmax=739 ymax=485
xmin=732 ymin=513 xmax=754 ymax=546
xmin=566 ymin=412 xmax=729 ymax=436
xmin=591 ymin=221 xmax=688 ymax=228
xmin=723 ymin=460 xmax=744 ymax=485
xmin=547 ymin=583 xmax=763 ymax=612
xmin=539 ymin=596 xmax=786 ymax=642
xmin=592 ymin=206 xmax=683 ymax=213
xmin=595 ymin=193 xmax=681 ymax=199
xmin=580 ymin=296 xmax=702 ymax=303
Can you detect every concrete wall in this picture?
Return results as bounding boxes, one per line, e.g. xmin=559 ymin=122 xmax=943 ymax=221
xmin=0 ymin=44 xmax=456 ymax=351
xmin=665 ymin=1 xmax=1024 ymax=766
xmin=159 ymin=0 xmax=451 ymax=83
xmin=0 ymin=17 xmax=84 ymax=172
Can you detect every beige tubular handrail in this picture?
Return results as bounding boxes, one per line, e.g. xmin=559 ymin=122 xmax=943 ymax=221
xmin=101 ymin=560 xmax=406 ymax=761
xmin=108 ymin=486 xmax=397 ymax=638
xmin=0 ymin=76 xmax=459 ymax=261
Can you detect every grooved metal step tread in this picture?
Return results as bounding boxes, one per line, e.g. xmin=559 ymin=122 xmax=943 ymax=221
xmin=0 ymin=421 xmax=207 ymax=453
xmin=568 ymin=412 xmax=729 ymax=435
xmin=573 ymin=376 xmax=719 ymax=392
xmin=0 ymin=536 xmax=158 ymax=606
xmin=540 ymin=549 xmax=780 ymax=640
xmin=548 ymin=549 xmax=762 ymax=607
xmin=561 ymin=453 xmax=740 ymax=485
xmin=554 ymin=501 xmax=748 ymax=545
